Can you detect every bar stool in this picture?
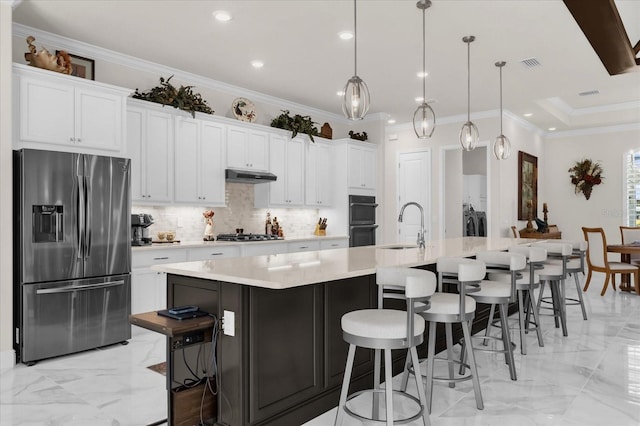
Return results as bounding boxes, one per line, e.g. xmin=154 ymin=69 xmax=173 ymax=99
xmin=486 ymin=246 xmax=547 ymax=355
xmin=534 ymin=242 xmax=573 ymax=337
xmin=412 ymin=257 xmax=486 ymax=411
xmin=460 ymin=251 xmax=526 ymax=381
xmin=335 ymin=267 xmax=436 ymax=426
xmin=535 ymin=240 xmax=588 ymax=320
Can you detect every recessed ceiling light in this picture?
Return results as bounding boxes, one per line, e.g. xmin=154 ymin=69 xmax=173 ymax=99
xmin=251 ymin=60 xmax=264 ymax=69
xmin=548 ymin=127 xmax=556 ymax=131
xmin=523 ymin=113 xmax=533 ymax=117
xmin=336 ymin=90 xmax=345 ymax=96
xmin=387 ymin=119 xmax=396 ymax=124
xmin=213 ymin=11 xmax=232 ymax=21
xmin=415 ymin=96 xmax=424 ymax=102
xmin=338 ymin=31 xmax=353 ymax=40
xmin=416 ymin=71 xmax=428 ymax=78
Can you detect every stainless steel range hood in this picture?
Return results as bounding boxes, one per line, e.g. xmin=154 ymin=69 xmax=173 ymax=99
xmin=225 ymin=169 xmax=277 ymax=184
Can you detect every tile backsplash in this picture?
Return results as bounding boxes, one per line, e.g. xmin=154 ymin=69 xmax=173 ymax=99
xmin=133 ymin=183 xmax=320 ymax=241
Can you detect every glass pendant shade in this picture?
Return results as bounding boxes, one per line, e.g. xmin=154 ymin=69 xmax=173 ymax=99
xmin=493 ymin=134 xmax=511 ymax=160
xmin=413 ymin=102 xmax=436 ymax=139
xmin=460 ymin=121 xmax=479 ymax=151
xmin=342 ymin=75 xmax=370 ymax=120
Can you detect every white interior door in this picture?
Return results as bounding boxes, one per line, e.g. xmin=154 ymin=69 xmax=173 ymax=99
xmin=397 ymin=150 xmax=431 ymax=244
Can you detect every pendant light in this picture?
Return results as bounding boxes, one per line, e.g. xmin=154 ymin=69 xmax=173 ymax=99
xmin=413 ymin=0 xmax=436 ymax=139
xmin=459 ymin=36 xmax=479 ymax=151
xmin=493 ymin=61 xmax=511 ymax=160
xmin=342 ymin=0 xmax=370 ymax=120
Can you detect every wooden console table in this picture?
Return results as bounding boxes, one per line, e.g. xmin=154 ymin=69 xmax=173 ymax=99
xmin=130 ymin=312 xmax=217 ymax=426
xmin=519 ymin=224 xmax=561 ymax=239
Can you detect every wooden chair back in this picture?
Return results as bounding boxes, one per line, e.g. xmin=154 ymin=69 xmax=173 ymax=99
xmin=510 ymin=226 xmax=519 ymax=238
xmin=620 ymin=226 xmax=640 ymax=263
xmin=582 ymin=227 xmax=608 ymax=269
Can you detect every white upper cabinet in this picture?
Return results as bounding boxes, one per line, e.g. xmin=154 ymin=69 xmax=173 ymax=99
xmin=127 ymin=104 xmax=174 ymax=203
xmin=347 ymin=143 xmax=376 ymax=190
xmin=226 ymin=125 xmax=268 ymax=171
xmin=14 ymin=64 xmax=126 ymax=153
xmin=174 ymin=116 xmax=226 ymax=205
xmin=255 ymin=134 xmax=305 ymax=207
xmin=305 ymin=140 xmax=333 ymax=206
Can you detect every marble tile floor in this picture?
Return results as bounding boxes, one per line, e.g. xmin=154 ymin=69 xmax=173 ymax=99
xmin=1 ymin=275 xmax=639 ymax=426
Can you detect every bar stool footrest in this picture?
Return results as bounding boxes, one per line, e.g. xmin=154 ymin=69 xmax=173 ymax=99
xmin=343 ymin=388 xmax=424 ymax=425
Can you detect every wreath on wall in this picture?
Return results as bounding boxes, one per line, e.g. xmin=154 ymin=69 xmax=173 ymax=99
xmin=568 ymin=158 xmax=603 ymax=200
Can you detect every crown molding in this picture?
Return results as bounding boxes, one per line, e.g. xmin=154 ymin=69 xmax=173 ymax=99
xmin=2 ymin=0 xmax=22 ymax=9
xmin=545 ymin=122 xmax=640 ymax=139
xmin=12 ymin=23 xmax=351 ymax=124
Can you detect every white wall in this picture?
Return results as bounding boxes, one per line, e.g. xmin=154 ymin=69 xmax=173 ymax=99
xmin=1 ymin=1 xmax=15 ymax=369
xmin=543 ymin=126 xmax=640 ymax=242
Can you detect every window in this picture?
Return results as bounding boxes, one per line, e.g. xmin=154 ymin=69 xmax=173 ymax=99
xmin=624 ymin=150 xmax=640 ymax=226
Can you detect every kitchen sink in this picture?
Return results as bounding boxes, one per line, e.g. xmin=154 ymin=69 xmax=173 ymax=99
xmin=379 ymin=244 xmax=419 ymax=250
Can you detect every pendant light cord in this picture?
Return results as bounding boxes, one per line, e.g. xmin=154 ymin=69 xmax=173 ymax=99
xmin=499 ymin=65 xmax=503 ymax=133
xmin=422 ymin=4 xmax=426 ymax=102
xmin=354 ymin=0 xmax=358 ymax=76
xmin=466 ymin=40 xmax=471 ymax=122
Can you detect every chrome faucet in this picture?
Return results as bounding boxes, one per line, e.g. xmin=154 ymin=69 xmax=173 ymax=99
xmin=398 ymin=202 xmax=426 ymax=249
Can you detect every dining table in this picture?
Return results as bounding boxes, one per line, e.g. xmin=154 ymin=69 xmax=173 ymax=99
xmin=606 ymin=243 xmax=640 ymax=294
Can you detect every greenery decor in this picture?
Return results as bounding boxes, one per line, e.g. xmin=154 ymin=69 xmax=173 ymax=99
xmin=270 ymin=110 xmax=319 ymax=142
xmin=568 ymin=158 xmax=603 ymax=200
xmin=132 ymin=75 xmax=214 ymax=118
xmin=348 ymin=130 xmax=368 ymax=141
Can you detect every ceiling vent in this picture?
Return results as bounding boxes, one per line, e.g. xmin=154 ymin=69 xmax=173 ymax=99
xmin=520 ymin=57 xmax=542 ymax=68
xmin=579 ymin=89 xmax=600 ymax=96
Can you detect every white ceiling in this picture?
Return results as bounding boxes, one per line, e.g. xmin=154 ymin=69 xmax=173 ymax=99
xmin=11 ymin=0 xmax=640 ymax=132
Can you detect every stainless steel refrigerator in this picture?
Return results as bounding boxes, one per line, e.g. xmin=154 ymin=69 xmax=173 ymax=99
xmin=14 ymin=149 xmax=131 ymax=363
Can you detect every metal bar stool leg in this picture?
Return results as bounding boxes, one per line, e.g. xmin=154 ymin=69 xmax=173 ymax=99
xmin=409 ymin=346 xmax=431 ymax=426
xmin=483 ymin=304 xmax=496 ymax=346
xmin=517 ymin=290 xmax=527 ymax=355
xmin=399 ymin=348 xmax=411 ymax=392
xmin=529 ymin=288 xmax=544 ymax=347
xmin=384 ymin=349 xmax=394 ymax=426
xmin=499 ymin=303 xmax=517 ymax=380
xmin=425 ymin=321 xmax=437 ymax=412
xmin=335 ymin=344 xmax=356 ymax=426
xmin=573 ymin=272 xmax=588 ymax=320
xmin=559 ymin=279 xmax=568 ymax=336
xmin=373 ymin=349 xmax=382 ymax=421
xmin=461 ymin=320 xmax=484 ymax=410
xmin=445 ymin=323 xmax=455 ymax=388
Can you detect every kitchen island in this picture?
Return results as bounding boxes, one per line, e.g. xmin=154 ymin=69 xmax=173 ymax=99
xmin=152 ymin=237 xmax=517 ymax=426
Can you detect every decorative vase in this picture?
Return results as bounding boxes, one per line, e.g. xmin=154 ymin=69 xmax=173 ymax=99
xmin=583 ymin=186 xmax=592 ymax=200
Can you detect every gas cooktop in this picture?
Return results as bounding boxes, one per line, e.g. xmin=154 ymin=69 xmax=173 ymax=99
xmin=216 ymin=233 xmax=283 ymax=242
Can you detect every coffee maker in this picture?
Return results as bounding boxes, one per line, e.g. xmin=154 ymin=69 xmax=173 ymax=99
xmin=131 ymin=213 xmax=153 ymax=246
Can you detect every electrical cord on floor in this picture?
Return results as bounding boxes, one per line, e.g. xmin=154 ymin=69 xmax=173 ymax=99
xmin=200 ymin=315 xmax=220 ymax=426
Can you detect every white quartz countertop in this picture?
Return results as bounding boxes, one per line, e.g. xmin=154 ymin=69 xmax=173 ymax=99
xmin=151 ymin=237 xmax=519 ymax=290
xmin=132 ymin=235 xmax=349 ymax=251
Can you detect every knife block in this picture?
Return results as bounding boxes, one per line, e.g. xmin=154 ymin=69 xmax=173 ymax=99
xmin=314 ymin=224 xmax=326 ymax=236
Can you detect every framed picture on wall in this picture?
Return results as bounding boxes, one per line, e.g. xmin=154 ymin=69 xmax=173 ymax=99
xmin=518 ymin=151 xmax=538 ymax=220
xmin=57 ymin=51 xmax=95 ymax=80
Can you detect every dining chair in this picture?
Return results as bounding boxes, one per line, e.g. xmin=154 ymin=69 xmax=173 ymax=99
xmin=619 ymin=226 xmax=640 ymax=266
xmin=511 ymin=226 xmax=519 ymax=238
xmin=582 ymin=227 xmax=640 ymax=296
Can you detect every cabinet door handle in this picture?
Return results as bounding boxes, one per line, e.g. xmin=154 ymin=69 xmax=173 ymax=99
xmin=69 ymin=137 xmax=75 ymax=142
xmin=210 ymin=252 xmax=223 ymax=256
xmin=153 ymin=256 xmax=169 ymax=260
xmin=299 ymin=246 xmax=308 ymax=249
xmin=77 ymin=138 xmax=82 ymax=143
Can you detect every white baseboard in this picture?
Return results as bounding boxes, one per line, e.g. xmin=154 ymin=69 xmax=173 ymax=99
xmin=0 ymin=349 xmax=16 ymax=371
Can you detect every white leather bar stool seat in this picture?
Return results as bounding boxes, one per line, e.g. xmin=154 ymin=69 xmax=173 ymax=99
xmin=336 ymin=267 xmax=436 ymax=426
xmin=342 ymin=310 xmax=425 ymax=340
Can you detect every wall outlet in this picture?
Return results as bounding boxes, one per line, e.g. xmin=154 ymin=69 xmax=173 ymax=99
xmin=223 ymin=310 xmax=235 ymax=336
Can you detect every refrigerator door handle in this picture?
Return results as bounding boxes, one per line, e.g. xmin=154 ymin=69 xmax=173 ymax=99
xmin=35 ymin=280 xmax=126 ymax=295
xmin=76 ymin=156 xmax=85 ymax=259
xmin=84 ymin=174 xmax=92 ymax=258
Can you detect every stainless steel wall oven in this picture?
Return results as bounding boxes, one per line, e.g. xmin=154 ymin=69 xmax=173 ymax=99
xmin=349 ymin=195 xmax=378 ymax=247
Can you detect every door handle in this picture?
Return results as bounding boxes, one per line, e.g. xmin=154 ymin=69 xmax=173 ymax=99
xmin=36 ymin=280 xmax=126 ymax=295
